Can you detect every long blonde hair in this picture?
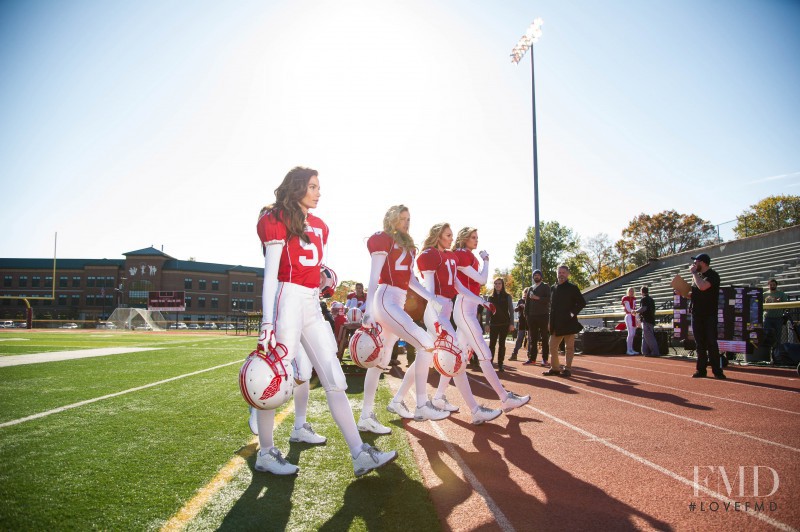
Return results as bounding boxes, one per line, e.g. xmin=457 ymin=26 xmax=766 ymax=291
xmin=452 ymin=227 xmax=477 ymax=250
xmin=422 ymin=223 xmax=450 ymax=250
xmin=382 ymin=204 xmax=415 ymax=250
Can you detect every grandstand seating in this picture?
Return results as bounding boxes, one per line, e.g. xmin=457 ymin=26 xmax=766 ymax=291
xmin=581 ymin=227 xmax=800 ymax=319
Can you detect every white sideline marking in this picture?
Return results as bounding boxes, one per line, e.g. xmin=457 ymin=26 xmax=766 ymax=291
xmin=0 ymin=360 xmax=241 ymax=429
xmin=514 ymin=369 xmax=800 ymax=454
xmin=0 ymin=347 xmax=162 ymax=367
xmin=467 ymin=374 xmax=797 ymax=532
xmin=572 ymin=366 xmax=800 ymax=415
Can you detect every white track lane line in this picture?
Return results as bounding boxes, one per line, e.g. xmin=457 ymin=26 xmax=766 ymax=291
xmin=510 ymin=369 xmax=800 ymax=454
xmin=568 ymin=366 xmax=800 ymax=415
xmin=385 ymin=377 xmax=514 ymax=532
xmin=585 ymin=358 xmax=800 ymax=389
xmin=0 ymin=360 xmax=241 ymax=429
xmin=467 ymin=374 xmax=798 ymax=532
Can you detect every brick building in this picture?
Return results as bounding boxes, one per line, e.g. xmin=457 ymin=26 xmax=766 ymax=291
xmin=0 ymin=247 xmax=262 ymax=325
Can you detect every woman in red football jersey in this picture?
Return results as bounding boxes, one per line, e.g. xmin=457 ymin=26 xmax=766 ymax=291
xmin=357 ymin=204 xmax=448 ymax=431
xmin=252 ymin=166 xmax=396 ymax=477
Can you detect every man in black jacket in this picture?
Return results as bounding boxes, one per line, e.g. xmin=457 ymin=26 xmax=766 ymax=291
xmin=543 ymin=265 xmax=586 ymax=377
xmin=523 ymin=269 xmax=550 ymax=366
xmin=637 ymin=286 xmax=659 ymax=356
xmin=688 ymin=253 xmax=725 ymax=379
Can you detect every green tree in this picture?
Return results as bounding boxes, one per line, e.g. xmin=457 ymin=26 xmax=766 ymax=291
xmin=620 ymin=210 xmax=716 ymax=259
xmin=581 ymin=233 xmax=620 ymax=285
xmin=734 ymin=195 xmax=800 ymax=238
xmin=332 ymin=280 xmax=357 ymax=304
xmin=510 ymin=221 xmax=588 ymax=289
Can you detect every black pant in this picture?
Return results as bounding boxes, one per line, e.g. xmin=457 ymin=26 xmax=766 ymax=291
xmin=527 ymin=314 xmax=549 ymax=362
xmin=692 ymin=313 xmax=722 ymax=374
xmin=489 ymin=324 xmax=509 ymax=366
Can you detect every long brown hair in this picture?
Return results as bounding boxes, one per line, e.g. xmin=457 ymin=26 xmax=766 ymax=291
xmin=382 ymin=204 xmax=416 ymax=251
xmin=452 ymin=226 xmax=477 ymax=250
xmin=262 ymin=166 xmax=317 ymax=243
xmin=422 ymin=223 xmax=450 ymax=250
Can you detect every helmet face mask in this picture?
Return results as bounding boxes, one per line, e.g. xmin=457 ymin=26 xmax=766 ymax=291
xmin=239 ymin=343 xmax=295 ymax=410
xmin=349 ymin=324 xmax=385 ymax=368
xmin=432 ymin=328 xmax=465 ymax=377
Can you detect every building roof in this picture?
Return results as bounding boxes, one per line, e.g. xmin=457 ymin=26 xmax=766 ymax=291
xmin=162 ymin=260 xmax=261 ymax=276
xmin=123 ymin=247 xmax=176 ymax=259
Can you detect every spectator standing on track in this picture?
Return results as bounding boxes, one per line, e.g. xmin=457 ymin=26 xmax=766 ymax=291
xmin=688 ymin=253 xmax=725 ymax=379
xmin=510 ymin=288 xmax=529 ymax=361
xmin=637 ymin=286 xmax=659 ymax=357
xmin=487 ymin=278 xmax=515 ymax=372
xmin=763 ymin=278 xmax=788 ymax=357
xmin=524 ymin=269 xmax=551 ymax=367
xmin=543 ymin=265 xmax=586 ymax=378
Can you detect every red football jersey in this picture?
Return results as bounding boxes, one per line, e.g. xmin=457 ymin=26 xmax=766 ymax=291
xmin=346 ymin=291 xmax=367 ymax=304
xmin=453 ymin=248 xmax=481 ymax=295
xmin=416 ymin=247 xmax=458 ymax=299
xmin=256 ymin=209 xmax=329 ymax=289
xmin=367 ymin=231 xmax=414 ymax=290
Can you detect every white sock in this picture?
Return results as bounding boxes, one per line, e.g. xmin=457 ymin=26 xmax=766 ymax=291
xmin=256 ymin=408 xmax=276 ymax=452
xmin=434 ymin=374 xmax=451 ymax=400
xmin=293 ymin=380 xmax=309 ymax=429
xmin=394 ymin=362 xmax=416 ymax=404
xmin=414 ymin=349 xmax=434 ymax=408
xmin=452 ymin=372 xmax=479 ymax=412
xmin=326 ymin=390 xmax=363 ymax=458
xmin=479 ymin=359 xmax=507 ymax=400
xmin=362 ymin=367 xmax=382 ymax=418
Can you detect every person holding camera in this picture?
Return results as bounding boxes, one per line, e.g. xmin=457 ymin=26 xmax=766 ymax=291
xmin=687 ymin=253 xmax=725 ymax=379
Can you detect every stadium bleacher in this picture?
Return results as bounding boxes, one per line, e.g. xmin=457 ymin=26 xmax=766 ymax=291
xmin=581 ymin=226 xmax=800 ymax=321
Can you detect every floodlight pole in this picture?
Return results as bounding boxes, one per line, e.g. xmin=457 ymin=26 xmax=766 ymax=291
xmin=510 ymin=18 xmax=544 ymax=282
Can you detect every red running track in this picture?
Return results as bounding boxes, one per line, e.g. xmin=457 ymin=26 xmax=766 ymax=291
xmin=385 ymin=349 xmax=800 ymax=531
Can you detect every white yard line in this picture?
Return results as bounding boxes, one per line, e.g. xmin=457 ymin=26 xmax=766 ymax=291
xmin=0 ymin=361 xmax=241 ymax=428
xmin=0 ymin=347 xmax=163 ymax=367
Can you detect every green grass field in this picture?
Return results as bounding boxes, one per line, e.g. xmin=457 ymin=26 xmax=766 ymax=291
xmin=0 ymin=331 xmax=440 ymax=531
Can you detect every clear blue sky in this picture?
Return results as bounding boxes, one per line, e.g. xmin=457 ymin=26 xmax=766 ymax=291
xmin=1 ymin=0 xmax=798 ymax=285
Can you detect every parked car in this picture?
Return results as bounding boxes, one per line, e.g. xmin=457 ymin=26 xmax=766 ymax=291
xmin=201 ymin=322 xmax=217 ymax=330
xmin=59 ymin=322 xmax=79 ymax=329
xmin=134 ymin=324 xmax=153 ymax=331
xmin=187 ymin=323 xmax=200 ymax=330
xmin=96 ymin=321 xmax=117 ymax=329
xmin=14 ymin=322 xmax=28 ymax=328
xmin=168 ymin=323 xmax=188 ymax=330
xmin=218 ymin=324 xmax=235 ymax=330
xmin=0 ymin=320 xmax=13 ymax=328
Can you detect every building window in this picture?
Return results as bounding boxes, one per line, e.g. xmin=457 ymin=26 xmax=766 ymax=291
xmin=58 ymin=295 xmax=67 ymax=305
xmin=19 ymin=276 xmax=28 ymax=287
xmin=71 ymin=295 xmax=80 ymax=306
xmin=45 ymin=277 xmax=53 ymax=288
xmin=86 ymin=295 xmax=95 ymax=306
xmin=211 ymin=297 xmax=219 ymax=309
xmin=106 ymin=277 xmax=115 ymax=288
xmin=198 ymin=297 xmax=206 ymax=308
xmin=3 ymin=276 xmax=10 ymax=288
xmin=232 ymin=282 xmax=239 ymax=292
xmin=185 ymin=297 xmax=192 ymax=308
xmin=246 ymin=299 xmax=254 ymax=310
xmin=72 ymin=276 xmax=81 ymax=287
xmin=87 ymin=276 xmax=96 ymax=287
xmin=59 ymin=276 xmax=68 ymax=288
xmin=247 ymin=282 xmax=254 ymax=293
xmin=199 ymin=279 xmax=207 ymax=290
xmin=212 ymin=280 xmax=219 ymax=291
xmin=32 ymin=276 xmax=41 ymax=287
xmin=184 ymin=278 xmax=192 ymax=289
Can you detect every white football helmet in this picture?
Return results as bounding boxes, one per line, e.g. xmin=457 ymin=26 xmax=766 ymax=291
xmin=346 ymin=306 xmax=363 ymax=324
xmin=432 ymin=324 xmax=465 ymax=377
xmin=349 ymin=324 xmax=384 ymax=368
xmin=319 ymin=265 xmax=338 ymax=298
xmin=330 ymin=301 xmax=345 ymax=315
xmin=239 ymin=343 xmax=295 ymax=410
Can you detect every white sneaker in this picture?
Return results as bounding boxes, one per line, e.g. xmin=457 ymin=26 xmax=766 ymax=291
xmin=255 ymin=447 xmax=299 ymax=475
xmin=248 ymin=406 xmax=258 ymax=435
xmin=431 ymin=395 xmax=459 ymax=413
xmin=352 ymin=443 xmax=397 ymax=477
xmin=358 ymin=411 xmax=392 ymax=434
xmin=501 ymin=391 xmax=531 ymax=413
xmin=414 ymin=400 xmax=450 ymax=421
xmin=626 ymin=350 xmax=640 ymax=356
xmin=289 ymin=422 xmax=327 ymax=444
xmin=471 ymin=405 xmax=502 ymax=425
xmin=387 ymin=399 xmax=414 ymax=419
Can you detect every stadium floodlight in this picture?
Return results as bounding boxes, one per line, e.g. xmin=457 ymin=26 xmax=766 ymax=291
xmin=510 ymin=18 xmax=544 ymax=276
